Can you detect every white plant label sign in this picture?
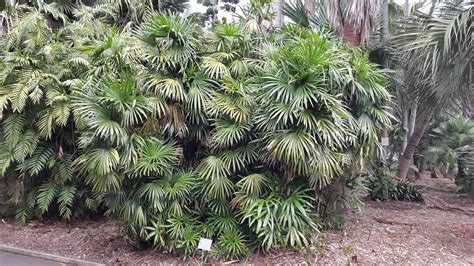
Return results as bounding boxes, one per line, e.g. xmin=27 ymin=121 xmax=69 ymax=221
xmin=198 ymin=238 xmax=212 ymax=251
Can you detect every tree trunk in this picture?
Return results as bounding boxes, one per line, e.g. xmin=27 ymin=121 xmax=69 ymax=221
xmin=405 ymin=105 xmax=418 ymax=178
xmin=401 ymin=109 xmax=409 ymax=153
xmin=304 ymin=0 xmax=315 ymax=16
xmin=378 ymin=0 xmax=389 ymax=164
xmin=405 ymin=0 xmax=410 ymax=15
xmin=396 ymin=112 xmax=432 ymax=179
xmin=342 ymin=22 xmax=360 ymax=47
xmin=408 ymin=105 xmax=417 ymax=138
xmin=412 ymin=152 xmax=421 ymax=179
xmin=273 ymin=0 xmax=284 ymax=29
xmin=381 ymin=0 xmax=389 ymax=43
xmin=456 ymin=155 xmax=466 ymax=181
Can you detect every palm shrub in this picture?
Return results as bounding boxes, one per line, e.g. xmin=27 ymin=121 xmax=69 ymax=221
xmin=255 ymin=27 xmax=392 ymax=185
xmin=214 ymin=228 xmax=249 ymax=260
xmin=71 ymin=75 xmax=181 ymax=235
xmin=249 ymin=26 xmax=392 ymax=232
xmin=238 ymin=184 xmax=318 ymax=250
xmin=0 ymin=7 xmax=96 ymax=222
xmin=135 ymin=13 xmax=205 ymax=141
xmin=423 ymin=118 xmax=474 ymax=193
xmin=136 ymin=15 xmax=323 ymax=254
xmin=0 ymin=2 xmax=394 ymax=259
xmin=70 ymin=14 xmax=206 ymax=247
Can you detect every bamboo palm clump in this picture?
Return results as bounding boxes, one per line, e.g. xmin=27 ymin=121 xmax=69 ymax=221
xmin=0 ymin=1 xmax=392 ymax=259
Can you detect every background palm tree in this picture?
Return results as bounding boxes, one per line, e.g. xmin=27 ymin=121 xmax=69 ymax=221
xmin=393 ymin=2 xmax=473 ymax=179
xmin=284 ymin=0 xmax=383 ymax=47
xmin=325 ymin=0 xmax=381 ymax=46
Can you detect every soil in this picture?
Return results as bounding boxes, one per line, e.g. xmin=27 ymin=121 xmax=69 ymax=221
xmin=1 ymin=174 xmax=473 ymax=265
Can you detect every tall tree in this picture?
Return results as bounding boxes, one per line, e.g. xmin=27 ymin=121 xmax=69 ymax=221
xmin=394 ymin=3 xmax=473 ymax=179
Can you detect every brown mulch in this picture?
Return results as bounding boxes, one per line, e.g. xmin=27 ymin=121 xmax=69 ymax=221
xmin=1 ymin=175 xmax=473 ymax=265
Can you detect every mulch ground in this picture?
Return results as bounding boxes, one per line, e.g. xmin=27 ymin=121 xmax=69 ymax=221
xmin=1 ymin=174 xmax=473 ymax=265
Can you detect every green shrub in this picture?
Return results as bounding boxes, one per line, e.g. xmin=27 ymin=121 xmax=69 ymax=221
xmin=322 ymin=212 xmax=347 ymax=230
xmin=214 ymin=229 xmax=249 ymax=260
xmin=422 ymin=118 xmax=474 ymax=194
xmin=240 ymin=187 xmax=319 ymax=251
xmin=366 ymin=175 xmax=423 ymax=202
xmin=0 ymin=2 xmax=392 ymax=260
xmin=366 ymin=174 xmax=398 ymax=201
xmin=396 ymin=180 xmax=423 ymax=201
xmin=177 ymin=228 xmax=201 ymax=258
xmin=455 ymin=175 xmax=474 ymax=194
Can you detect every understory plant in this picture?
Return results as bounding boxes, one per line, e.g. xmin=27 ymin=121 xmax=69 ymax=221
xmin=366 ymin=165 xmax=423 ymax=202
xmin=422 ymin=117 xmax=474 ymax=193
xmin=0 ymin=0 xmax=392 ymax=260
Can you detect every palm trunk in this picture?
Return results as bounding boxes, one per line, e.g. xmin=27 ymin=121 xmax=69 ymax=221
xmin=342 ymin=22 xmax=360 ymax=47
xmin=408 ymin=106 xmax=417 ymax=138
xmin=379 ymin=0 xmax=389 ymax=163
xmin=401 ymin=109 xmax=409 ymax=152
xmin=304 ymin=0 xmax=315 ymax=15
xmin=381 ymin=0 xmax=389 ymax=43
xmin=396 ymin=112 xmax=432 ymax=179
xmin=456 ymin=154 xmax=466 ymax=181
xmin=273 ymin=0 xmax=283 ymax=29
xmin=406 ymin=105 xmax=418 ymax=178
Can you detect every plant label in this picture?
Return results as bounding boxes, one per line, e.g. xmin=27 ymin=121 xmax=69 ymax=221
xmin=198 ymin=238 xmax=212 ymax=251
xmin=381 ymin=137 xmax=389 ymax=146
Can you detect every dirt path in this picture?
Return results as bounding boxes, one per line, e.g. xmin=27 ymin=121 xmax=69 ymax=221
xmin=1 ymin=175 xmax=473 ymax=264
